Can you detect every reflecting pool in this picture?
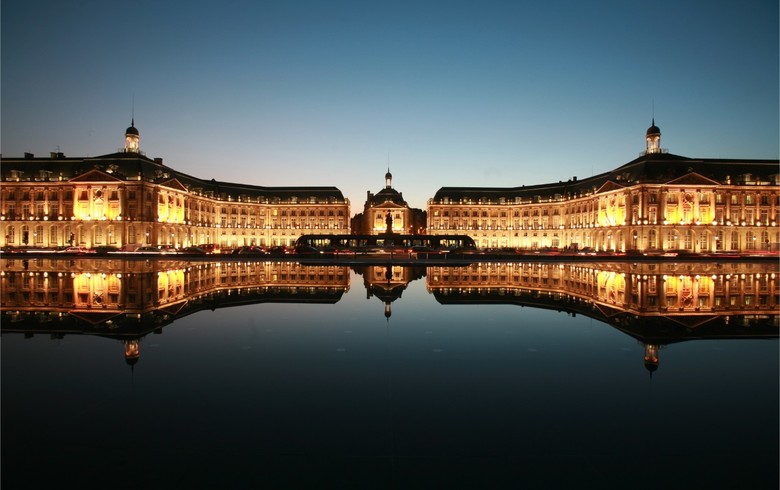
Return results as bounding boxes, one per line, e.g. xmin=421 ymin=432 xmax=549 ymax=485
xmin=2 ymin=258 xmax=778 ymax=489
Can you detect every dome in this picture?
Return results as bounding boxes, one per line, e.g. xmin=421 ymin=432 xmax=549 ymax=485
xmin=126 ymin=119 xmax=139 ymax=136
xmin=646 ymin=118 xmax=660 ymax=136
xmin=385 ymin=171 xmax=392 ymax=180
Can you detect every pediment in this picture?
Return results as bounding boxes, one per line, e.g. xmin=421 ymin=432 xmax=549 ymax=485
xmin=663 ymin=314 xmax=720 ymax=330
xmin=158 ymin=301 xmax=188 ymax=317
xmin=68 ymin=311 xmax=124 ymax=326
xmin=69 ymin=169 xmax=124 ymax=183
xmin=595 ymin=181 xmax=626 ymax=194
xmin=159 ymin=178 xmax=189 ymax=192
xmin=371 ymin=201 xmax=405 ymax=209
xmin=665 ymin=172 xmax=720 ymax=186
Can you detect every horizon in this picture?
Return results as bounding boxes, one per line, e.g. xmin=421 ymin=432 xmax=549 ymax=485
xmin=2 ymin=0 xmax=778 ymax=211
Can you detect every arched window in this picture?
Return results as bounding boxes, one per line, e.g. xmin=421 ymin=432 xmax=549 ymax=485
xmin=760 ymin=231 xmax=770 ymax=250
xmin=746 ymin=231 xmax=756 ymax=250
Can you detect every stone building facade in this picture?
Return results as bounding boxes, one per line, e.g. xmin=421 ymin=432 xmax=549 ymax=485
xmin=352 ymin=170 xmax=426 ymax=235
xmin=0 ymin=123 xmax=350 ymax=250
xmin=427 ymin=122 xmax=780 ymax=253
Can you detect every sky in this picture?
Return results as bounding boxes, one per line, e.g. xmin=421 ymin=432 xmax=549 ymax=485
xmin=2 ymin=0 xmax=778 ymax=211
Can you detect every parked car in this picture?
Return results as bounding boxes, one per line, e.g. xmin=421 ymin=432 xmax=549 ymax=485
xmin=266 ymin=246 xmax=289 ymax=257
xmin=181 ymin=246 xmax=206 ymax=254
xmin=58 ymin=246 xmax=95 ymax=254
xmin=93 ymin=246 xmax=121 ymax=255
xmin=135 ymin=246 xmax=161 ymax=254
xmin=293 ymin=245 xmax=321 ymax=256
xmin=231 ymin=245 xmax=267 ymax=256
xmin=200 ymin=244 xmax=221 ymax=254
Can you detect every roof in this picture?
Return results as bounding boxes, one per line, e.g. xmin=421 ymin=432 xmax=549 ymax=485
xmin=432 ymin=153 xmax=779 ymax=202
xmin=0 ymin=151 xmax=348 ymax=203
xmin=369 ymin=186 xmax=407 ymax=206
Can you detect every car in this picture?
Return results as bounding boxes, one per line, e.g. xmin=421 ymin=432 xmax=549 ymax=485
xmin=200 ymin=244 xmax=221 ymax=254
xmin=59 ymin=246 xmax=95 ymax=254
xmin=293 ymin=245 xmax=322 ymax=256
xmin=135 ymin=246 xmax=161 ymax=254
xmin=231 ymin=245 xmax=268 ymax=256
xmin=182 ymin=246 xmax=206 ymax=254
xmin=93 ymin=246 xmax=121 ymax=255
xmin=266 ymin=246 xmax=290 ymax=257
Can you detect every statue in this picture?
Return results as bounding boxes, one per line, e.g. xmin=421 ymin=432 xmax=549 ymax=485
xmin=385 ymin=211 xmax=393 ymax=234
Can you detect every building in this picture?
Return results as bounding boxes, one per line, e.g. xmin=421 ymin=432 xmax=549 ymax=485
xmin=0 ymin=122 xmax=350 ymax=250
xmin=352 ymin=169 xmax=426 ymax=234
xmin=427 ymin=121 xmax=780 ymax=253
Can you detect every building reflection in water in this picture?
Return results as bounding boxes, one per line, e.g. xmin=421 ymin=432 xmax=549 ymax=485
xmin=1 ymin=258 xmax=777 ymax=372
xmin=427 ymin=261 xmax=779 ymax=373
xmin=1 ymin=258 xmax=350 ymax=366
xmin=355 ymin=264 xmax=426 ymax=320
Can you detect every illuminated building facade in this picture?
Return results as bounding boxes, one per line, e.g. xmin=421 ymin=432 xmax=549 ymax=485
xmin=352 ymin=169 xmax=426 ymax=235
xmin=0 ymin=123 xmax=351 ymax=250
xmin=427 ymin=122 xmax=780 ymax=252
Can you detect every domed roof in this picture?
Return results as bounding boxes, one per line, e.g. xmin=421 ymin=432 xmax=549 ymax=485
xmin=385 ymin=170 xmax=392 ymax=180
xmin=646 ymin=118 xmax=660 ymax=136
xmin=126 ymin=119 xmax=139 ymax=136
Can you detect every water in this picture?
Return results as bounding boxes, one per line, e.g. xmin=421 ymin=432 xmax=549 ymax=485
xmin=2 ymin=259 xmax=778 ymax=489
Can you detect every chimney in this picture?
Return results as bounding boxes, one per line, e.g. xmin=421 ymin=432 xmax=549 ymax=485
xmin=24 ymin=152 xmax=34 ymax=159
xmin=154 ymin=157 xmax=163 ymax=165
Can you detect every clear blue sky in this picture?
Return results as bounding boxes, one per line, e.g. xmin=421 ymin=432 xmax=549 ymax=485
xmin=2 ymin=0 xmax=777 ymax=210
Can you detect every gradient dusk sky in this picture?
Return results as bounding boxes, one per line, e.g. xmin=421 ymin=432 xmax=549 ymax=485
xmin=2 ymin=0 xmax=777 ymax=210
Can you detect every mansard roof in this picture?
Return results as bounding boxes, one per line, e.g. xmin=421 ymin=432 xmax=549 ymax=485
xmin=1 ymin=151 xmax=347 ymax=203
xmin=432 ymin=153 xmax=779 ymax=203
xmin=369 ymin=187 xmax=407 ymax=206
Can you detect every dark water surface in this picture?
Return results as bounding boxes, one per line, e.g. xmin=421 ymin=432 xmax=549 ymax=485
xmin=2 ymin=259 xmax=778 ymax=489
